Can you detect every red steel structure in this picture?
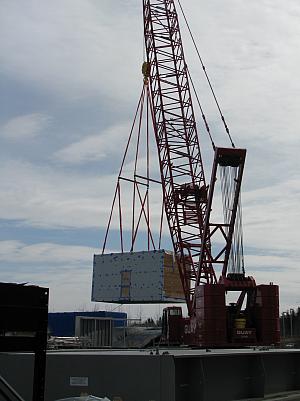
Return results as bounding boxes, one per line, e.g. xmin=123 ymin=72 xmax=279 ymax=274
xmin=143 ymin=0 xmax=216 ymax=316
xmin=143 ymin=0 xmax=280 ymax=346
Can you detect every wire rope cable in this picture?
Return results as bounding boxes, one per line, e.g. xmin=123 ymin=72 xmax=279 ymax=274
xmin=220 ymin=165 xmax=244 ymax=274
xmin=176 ymin=0 xmax=235 ymax=148
xmin=187 ymin=68 xmax=215 ymax=150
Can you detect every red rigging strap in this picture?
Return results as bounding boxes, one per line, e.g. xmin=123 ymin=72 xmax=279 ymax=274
xmin=143 ymin=0 xmax=216 ymax=315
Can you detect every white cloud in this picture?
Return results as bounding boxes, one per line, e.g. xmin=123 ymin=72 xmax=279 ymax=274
xmin=1 ymin=113 xmax=50 ymax=140
xmin=181 ymin=0 xmax=300 ymax=146
xmin=0 ymin=240 xmax=98 ymax=311
xmin=245 ymin=254 xmax=297 ymax=275
xmin=243 ymin=179 xmax=300 ymax=252
xmin=0 ymin=159 xmax=111 ymax=229
xmin=54 ymin=122 xmax=131 ymax=164
xmin=0 ymin=0 xmax=300 ymax=312
xmin=0 ymin=240 xmax=97 ymax=265
xmin=0 ymin=0 xmax=142 ymax=101
xmin=0 ymin=156 xmax=164 ymax=234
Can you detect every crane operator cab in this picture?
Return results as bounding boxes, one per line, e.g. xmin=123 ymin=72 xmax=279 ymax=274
xmin=161 ymin=306 xmax=182 ymax=345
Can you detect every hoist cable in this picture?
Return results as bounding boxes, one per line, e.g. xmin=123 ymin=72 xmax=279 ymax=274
xmin=187 ymin=69 xmax=215 ymax=150
xmin=220 ymin=165 xmax=244 ymax=274
xmin=176 ymin=0 xmax=235 ymax=148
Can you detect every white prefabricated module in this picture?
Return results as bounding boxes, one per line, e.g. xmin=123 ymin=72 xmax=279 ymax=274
xmin=92 ymin=250 xmax=185 ymax=304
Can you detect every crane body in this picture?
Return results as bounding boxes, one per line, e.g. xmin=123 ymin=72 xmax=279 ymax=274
xmin=143 ymin=0 xmax=280 ymax=347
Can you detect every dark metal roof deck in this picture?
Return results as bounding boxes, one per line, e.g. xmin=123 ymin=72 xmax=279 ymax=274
xmin=1 ymin=348 xmax=300 ymax=401
xmin=44 ymin=346 xmax=300 ymax=356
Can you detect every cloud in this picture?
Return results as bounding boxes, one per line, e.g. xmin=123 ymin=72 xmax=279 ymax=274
xmin=0 ymin=0 xmax=300 ymax=313
xmin=0 ymin=159 xmax=110 ymax=229
xmin=0 ymin=113 xmax=51 ymax=140
xmin=181 ymin=0 xmax=300 ymax=147
xmin=0 ymin=239 xmax=98 ymax=311
xmin=0 ymin=240 xmax=97 ymax=265
xmin=0 ymin=154 xmax=164 ymax=233
xmin=0 ymin=0 xmax=142 ymax=102
xmin=245 ymin=253 xmax=297 ymax=274
xmin=243 ymin=179 xmax=300 ymax=252
xmin=54 ymin=122 xmax=131 ymax=164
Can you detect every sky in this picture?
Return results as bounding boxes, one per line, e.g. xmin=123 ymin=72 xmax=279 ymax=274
xmin=0 ymin=0 xmax=299 ymax=318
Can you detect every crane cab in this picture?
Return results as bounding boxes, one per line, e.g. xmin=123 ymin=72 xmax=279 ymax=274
xmin=161 ymin=306 xmax=183 ymax=344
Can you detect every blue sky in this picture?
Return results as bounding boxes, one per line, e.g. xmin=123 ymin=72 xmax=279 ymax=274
xmin=0 ymin=0 xmax=300 ymax=317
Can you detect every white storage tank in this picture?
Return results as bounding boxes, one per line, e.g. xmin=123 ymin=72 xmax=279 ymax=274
xmin=91 ymin=249 xmax=185 ymax=303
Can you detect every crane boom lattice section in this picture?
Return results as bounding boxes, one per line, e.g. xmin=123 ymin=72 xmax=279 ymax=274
xmin=143 ymin=0 xmax=216 ymax=314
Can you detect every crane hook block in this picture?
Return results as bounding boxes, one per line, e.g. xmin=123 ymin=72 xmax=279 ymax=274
xmin=142 ymin=61 xmax=150 ymax=83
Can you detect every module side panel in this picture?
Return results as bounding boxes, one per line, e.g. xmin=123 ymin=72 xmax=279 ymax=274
xmin=92 ymin=250 xmax=184 ymax=304
xmin=163 ymin=252 xmax=185 ymax=300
